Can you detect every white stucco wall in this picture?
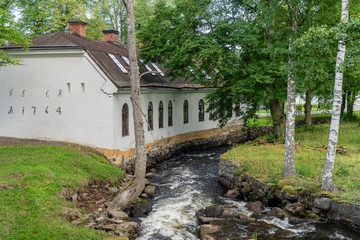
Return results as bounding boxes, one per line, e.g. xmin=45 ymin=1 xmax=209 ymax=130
xmin=113 ymin=89 xmax=221 ymax=151
xmin=0 ymin=49 xmax=117 ymax=148
xmin=1 ymin=49 xmax=240 ymax=152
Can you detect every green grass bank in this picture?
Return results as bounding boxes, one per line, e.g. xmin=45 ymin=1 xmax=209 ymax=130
xmin=221 ymin=121 xmax=360 ymax=203
xmin=0 ymin=144 xmax=124 ymax=240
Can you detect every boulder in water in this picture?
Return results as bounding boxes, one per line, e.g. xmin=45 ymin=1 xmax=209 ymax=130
xmin=205 ymin=205 xmax=224 ymax=217
xmin=131 ymin=200 xmax=152 ymax=217
xmin=285 ymin=202 xmax=306 ymax=216
xmin=224 ymin=189 xmax=240 ymax=198
xmin=268 ymin=207 xmax=290 ymax=220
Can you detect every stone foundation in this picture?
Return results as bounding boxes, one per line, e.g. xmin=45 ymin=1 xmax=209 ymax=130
xmin=100 ymin=124 xmax=272 ymax=173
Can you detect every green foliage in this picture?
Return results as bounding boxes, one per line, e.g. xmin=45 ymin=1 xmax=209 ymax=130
xmin=87 ymin=152 xmax=111 ymax=165
xmin=335 ymin=164 xmax=350 ymax=177
xmin=265 ymin=133 xmax=280 ymax=143
xmin=15 ymin=0 xmax=89 ymax=37
xmin=0 ymin=4 xmax=30 ymax=66
xmin=221 ymin=121 xmax=360 ymax=203
xmin=138 ymin=0 xmax=344 ymax=131
xmin=0 ymin=145 xmax=124 ymax=239
xmin=340 ymin=112 xmax=359 ymax=122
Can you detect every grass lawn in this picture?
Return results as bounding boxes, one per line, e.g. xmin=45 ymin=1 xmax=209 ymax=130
xmin=0 ymin=145 xmax=124 ymax=240
xmin=256 ymin=104 xmax=331 ymax=113
xmin=221 ymin=121 xmax=360 ymax=203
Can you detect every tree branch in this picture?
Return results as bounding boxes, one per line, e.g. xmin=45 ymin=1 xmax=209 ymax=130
xmin=139 ymin=71 xmax=161 ymax=79
xmin=122 ymin=0 xmax=127 ymax=8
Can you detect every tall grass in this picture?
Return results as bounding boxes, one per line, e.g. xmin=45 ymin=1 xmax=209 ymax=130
xmin=221 ymin=121 xmax=360 ymax=203
xmin=0 ymin=145 xmax=124 ymax=240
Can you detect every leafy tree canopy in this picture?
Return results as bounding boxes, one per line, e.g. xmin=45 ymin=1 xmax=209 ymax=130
xmin=0 ymin=0 xmax=30 ymax=66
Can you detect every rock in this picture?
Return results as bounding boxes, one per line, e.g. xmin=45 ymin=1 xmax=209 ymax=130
xmin=145 ymin=172 xmax=154 ymax=178
xmin=131 ymin=200 xmax=152 ymax=217
xmin=305 ymin=210 xmax=320 ymax=220
xmin=144 ymin=179 xmax=150 ymax=185
xmin=197 ymin=216 xmax=220 ymax=224
xmin=108 ymin=210 xmax=129 ymax=220
xmin=149 ymin=168 xmax=157 ymax=173
xmin=221 ymin=208 xmax=254 ymax=222
xmin=224 ymin=189 xmax=240 ymax=198
xmin=293 ymin=223 xmax=312 ymax=230
xmin=64 ymin=209 xmax=81 ymax=221
xmin=95 ymin=216 xmax=106 ymax=223
xmin=115 ymin=222 xmax=139 ymax=238
xmin=312 ymin=207 xmax=321 ymax=215
xmin=101 ymin=224 xmax=117 ymax=231
xmin=268 ymin=207 xmax=290 ymax=220
xmin=282 ymin=185 xmax=298 ymax=196
xmin=242 ymin=182 xmax=251 ymax=193
xmin=245 ymin=201 xmax=263 ymax=216
xmin=108 ymin=218 xmax=125 ymax=224
xmin=200 ymin=224 xmax=221 ymax=240
xmin=205 ymin=205 xmax=224 ymax=218
xmin=144 ymin=185 xmax=156 ymax=196
xmin=85 ymin=221 xmax=97 ymax=229
xmin=141 ymin=193 xmax=149 ymax=198
xmin=278 ymin=179 xmax=297 ymax=188
xmin=314 ymin=197 xmax=331 ymax=210
xmin=85 ymin=214 xmax=96 ymax=220
xmin=285 ymin=202 xmax=306 ymax=216
xmin=70 ymin=193 xmax=78 ymax=202
xmin=283 ymin=192 xmax=298 ymax=201
xmin=289 ymin=216 xmax=309 ymax=224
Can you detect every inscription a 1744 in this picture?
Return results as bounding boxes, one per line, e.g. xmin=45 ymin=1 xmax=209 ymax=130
xmin=7 ymin=106 xmax=62 ymax=115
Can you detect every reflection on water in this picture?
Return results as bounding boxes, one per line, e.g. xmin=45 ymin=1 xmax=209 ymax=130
xmin=137 ymin=148 xmax=359 ymax=240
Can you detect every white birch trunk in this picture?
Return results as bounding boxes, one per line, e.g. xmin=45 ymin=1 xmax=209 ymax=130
xmin=321 ymin=0 xmax=349 ymax=192
xmin=283 ymin=5 xmax=298 ymax=177
xmin=126 ymin=0 xmax=147 ymax=181
xmin=105 ymin=0 xmax=147 ymax=211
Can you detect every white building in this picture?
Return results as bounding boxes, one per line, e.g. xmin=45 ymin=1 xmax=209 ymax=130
xmin=0 ymin=21 xmax=233 ymax=163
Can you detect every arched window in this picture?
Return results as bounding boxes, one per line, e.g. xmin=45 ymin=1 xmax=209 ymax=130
xmin=148 ymin=102 xmax=153 ymax=130
xmin=183 ymin=100 xmax=189 ymax=124
xmin=168 ymin=101 xmax=173 ymax=126
xmin=198 ymin=99 xmax=205 ymax=122
xmin=159 ymin=101 xmax=164 ymax=128
xmin=122 ymin=103 xmax=129 ymax=136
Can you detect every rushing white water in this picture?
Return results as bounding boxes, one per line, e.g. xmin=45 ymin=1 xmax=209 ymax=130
xmin=138 ymin=153 xmax=218 ymax=240
xmin=137 ymin=149 xmax=359 ymax=240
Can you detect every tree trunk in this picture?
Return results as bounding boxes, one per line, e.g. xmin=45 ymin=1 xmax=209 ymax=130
xmin=346 ymin=91 xmax=354 ymax=116
xmin=322 ymin=0 xmax=349 ymax=192
xmin=267 ymin=20 xmax=286 ymax=138
xmin=269 ymin=99 xmax=285 ymax=138
xmin=304 ymin=84 xmax=312 ymax=127
xmin=107 ymin=0 xmax=146 ymax=211
xmin=283 ymin=4 xmax=298 ymax=177
xmin=341 ymin=92 xmax=346 ymax=115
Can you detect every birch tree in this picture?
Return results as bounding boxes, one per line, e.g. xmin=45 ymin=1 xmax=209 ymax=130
xmin=322 ymin=0 xmax=349 ymax=192
xmin=107 ymin=0 xmax=147 ymax=211
xmin=283 ymin=2 xmax=298 ymax=177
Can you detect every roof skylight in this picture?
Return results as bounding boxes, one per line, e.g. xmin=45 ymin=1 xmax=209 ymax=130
xmin=122 ymin=56 xmax=130 ymax=65
xmin=139 ymin=59 xmax=156 ymax=75
xmin=151 ymin=62 xmax=165 ymax=76
xmin=108 ymin=54 xmax=128 ymax=73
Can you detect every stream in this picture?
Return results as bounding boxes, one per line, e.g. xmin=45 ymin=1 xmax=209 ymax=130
xmin=137 ymin=148 xmax=359 ymax=240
